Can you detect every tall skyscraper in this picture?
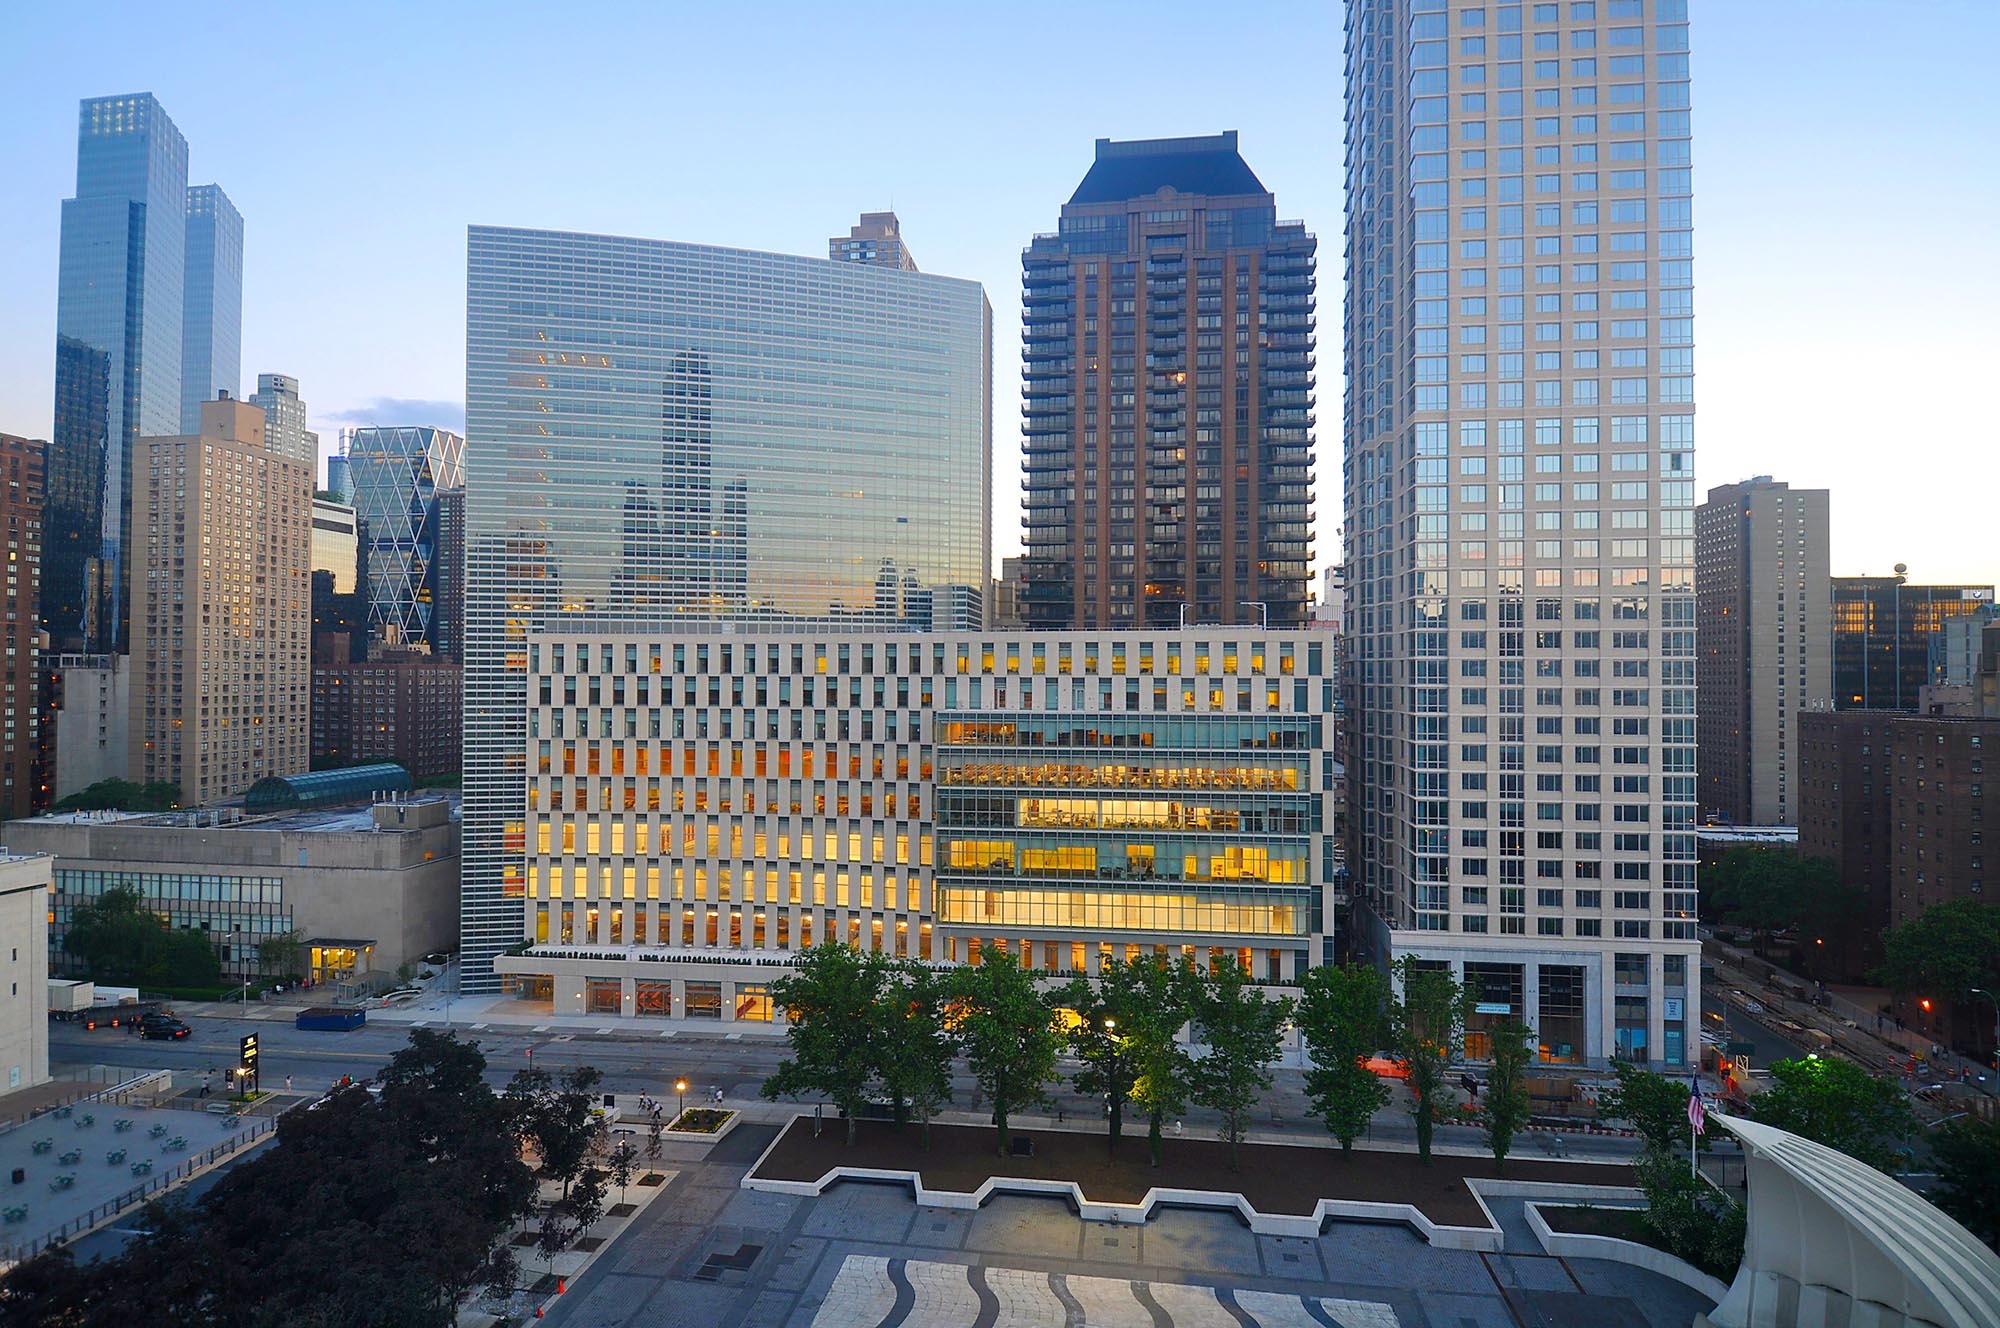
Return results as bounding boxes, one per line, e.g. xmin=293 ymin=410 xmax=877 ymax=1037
xmin=461 ymin=225 xmax=992 ymax=990
xmin=1694 ymin=477 xmax=1829 ymax=826
xmin=1831 ymin=573 xmax=1995 ymax=711
xmin=0 ymin=435 xmax=46 ymax=818
xmin=1343 ymin=1 xmax=1699 ymax=1066
xmin=130 ymin=396 xmax=311 ymax=804
xmin=250 ymin=373 xmax=315 ymax=469
xmin=48 ymin=94 xmax=190 ymax=656
xmin=347 ymin=426 xmax=465 ymax=650
xmin=1021 ymin=132 xmax=1315 ymax=629
xmin=830 ymin=211 xmax=919 ymax=271
xmin=432 ymin=485 xmax=465 ymax=662
xmin=180 ymin=184 xmax=243 ymax=433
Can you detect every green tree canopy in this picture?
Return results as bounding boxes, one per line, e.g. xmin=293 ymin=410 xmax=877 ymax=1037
xmin=0 ymin=1031 xmax=535 ymax=1327
xmin=51 ymin=778 xmax=181 ymax=812
xmin=1116 ymin=956 xmax=1200 ymax=1167
xmin=876 ymin=960 xmax=957 ymax=1150
xmin=1054 ymin=956 xmax=1177 ymax=1155
xmin=950 ymin=951 xmax=1059 ymax=1158
xmin=1187 ymin=957 xmax=1292 ymax=1171
xmin=1928 ymin=1114 xmax=2000 ymax=1251
xmin=1481 ymin=1017 xmax=1537 ymax=1170
xmin=1703 ymin=847 xmax=1865 ymax=956
xmin=762 ymin=943 xmax=891 ymax=1145
xmin=1296 ymin=963 xmax=1391 ymax=1156
xmin=505 ymin=1063 xmax=605 ymax=1201
xmin=63 ymin=883 xmax=221 ymax=988
xmin=1873 ymin=899 xmax=2000 ymax=1002
xmin=1752 ymin=1055 xmax=1916 ymax=1173
xmin=1390 ymin=956 xmax=1471 ymax=1165
xmin=1595 ymin=1062 xmax=1708 ymax=1157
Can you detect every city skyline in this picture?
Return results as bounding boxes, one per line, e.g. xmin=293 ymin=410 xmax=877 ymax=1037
xmin=0 ymin=2 xmax=1995 ymax=592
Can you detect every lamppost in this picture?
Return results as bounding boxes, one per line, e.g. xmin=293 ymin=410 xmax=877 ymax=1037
xmin=675 ymin=1077 xmax=688 ymax=1124
xmin=1101 ymin=1016 xmax=1119 ymax=1155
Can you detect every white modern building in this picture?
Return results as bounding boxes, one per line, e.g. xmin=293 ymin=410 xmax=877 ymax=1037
xmin=0 ymin=853 xmax=53 ymax=1097
xmin=493 ymin=630 xmax=1341 ymax=1020
xmin=1342 ymin=0 xmax=1699 ymax=1066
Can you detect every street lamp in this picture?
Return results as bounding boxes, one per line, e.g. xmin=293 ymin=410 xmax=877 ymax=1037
xmin=1101 ymin=1017 xmax=1119 ymax=1154
xmin=675 ymin=1077 xmax=688 ymax=1124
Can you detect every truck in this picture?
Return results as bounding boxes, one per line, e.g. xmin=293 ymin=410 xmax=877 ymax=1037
xmin=295 ymin=1007 xmax=367 ymax=1032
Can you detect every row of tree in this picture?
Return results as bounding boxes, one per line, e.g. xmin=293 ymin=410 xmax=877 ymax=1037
xmin=2 ymin=1031 xmax=630 ymax=1327
xmin=763 ymin=944 xmax=1542 ymax=1170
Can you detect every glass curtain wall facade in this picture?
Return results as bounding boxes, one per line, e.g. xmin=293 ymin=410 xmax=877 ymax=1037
xmin=49 ymin=94 xmax=189 ymax=655
xmin=1021 ymin=133 xmax=1315 ymax=629
xmin=462 ymin=227 xmax=993 ymax=991
xmin=1830 ymin=577 xmax=1995 ymax=712
xmin=348 ymin=426 xmax=465 ymax=649
xmin=180 ymin=183 xmax=243 ymax=432
xmin=1344 ymin=0 xmax=1698 ymax=1066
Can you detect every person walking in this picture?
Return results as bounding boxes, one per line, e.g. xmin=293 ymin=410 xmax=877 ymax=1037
xmin=200 ymin=1069 xmax=212 ymax=1099
xmin=284 ymin=1074 xmax=294 ymax=1094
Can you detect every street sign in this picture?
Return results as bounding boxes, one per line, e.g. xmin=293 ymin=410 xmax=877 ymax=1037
xmin=1726 ymin=1040 xmax=1756 ymax=1055
xmin=240 ymin=1033 xmax=258 ymax=1070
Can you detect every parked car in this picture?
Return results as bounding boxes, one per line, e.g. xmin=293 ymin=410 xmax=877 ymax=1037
xmin=141 ymin=1018 xmax=192 ymax=1040
xmin=421 ymin=951 xmax=451 ymax=966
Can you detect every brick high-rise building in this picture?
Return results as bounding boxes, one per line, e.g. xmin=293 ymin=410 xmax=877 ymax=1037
xmin=311 ymin=646 xmax=460 ymax=778
xmin=1695 ymin=477 xmax=1829 ymax=826
xmin=829 ymin=211 xmax=918 ymax=272
xmin=0 ymin=435 xmax=46 ymax=817
xmin=131 ymin=395 xmax=311 ymax=803
xmin=1021 ymin=132 xmax=1315 ymax=629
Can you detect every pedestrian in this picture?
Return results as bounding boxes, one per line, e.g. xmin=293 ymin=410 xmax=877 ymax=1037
xmin=284 ymin=1074 xmax=294 ymax=1094
xmin=200 ymin=1070 xmax=212 ymax=1099
xmin=1174 ymin=1120 xmax=1183 ymax=1137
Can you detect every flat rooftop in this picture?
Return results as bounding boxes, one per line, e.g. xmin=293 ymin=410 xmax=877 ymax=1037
xmin=11 ymin=794 xmax=459 ymax=837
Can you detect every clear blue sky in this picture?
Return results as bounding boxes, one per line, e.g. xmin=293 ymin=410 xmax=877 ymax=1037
xmin=2 ymin=1 xmax=1995 ymax=589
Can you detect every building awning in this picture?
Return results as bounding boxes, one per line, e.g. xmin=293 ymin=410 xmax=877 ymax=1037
xmin=1712 ymin=1115 xmax=2000 ymax=1327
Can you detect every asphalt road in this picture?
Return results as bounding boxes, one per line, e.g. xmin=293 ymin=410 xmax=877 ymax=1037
xmin=51 ymin=1014 xmax=1645 ymax=1164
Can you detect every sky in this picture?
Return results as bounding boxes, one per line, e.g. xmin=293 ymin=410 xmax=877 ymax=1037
xmin=1 ymin=0 xmax=1996 ymax=591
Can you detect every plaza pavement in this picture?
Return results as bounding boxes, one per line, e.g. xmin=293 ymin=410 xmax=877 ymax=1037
xmin=537 ymin=1121 xmax=1715 ymax=1328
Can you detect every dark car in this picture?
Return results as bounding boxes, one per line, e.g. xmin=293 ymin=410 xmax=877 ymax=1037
xmin=141 ymin=1018 xmax=192 ymax=1040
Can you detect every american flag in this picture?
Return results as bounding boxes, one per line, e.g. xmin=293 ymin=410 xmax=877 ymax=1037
xmin=1687 ymin=1073 xmax=1706 ymax=1134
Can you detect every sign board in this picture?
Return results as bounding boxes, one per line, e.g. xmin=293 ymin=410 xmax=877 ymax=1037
xmin=240 ymin=1033 xmax=258 ymax=1070
xmin=1473 ymin=1002 xmax=1513 ymax=1015
xmin=1726 ymin=1040 xmax=1756 ymax=1055
xmin=1663 ymin=998 xmax=1685 ymax=1021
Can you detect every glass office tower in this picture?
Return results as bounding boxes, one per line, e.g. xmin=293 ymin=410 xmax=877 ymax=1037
xmin=181 ymin=183 xmax=243 ymax=433
xmin=1343 ymin=0 xmax=1698 ymax=1066
xmin=461 ymin=226 xmax=993 ymax=989
xmin=48 ymin=94 xmax=190 ymax=654
xmin=347 ymin=425 xmax=465 ymax=649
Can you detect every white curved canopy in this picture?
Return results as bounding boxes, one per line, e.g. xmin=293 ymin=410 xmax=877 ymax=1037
xmin=1706 ymin=1115 xmax=2000 ymax=1328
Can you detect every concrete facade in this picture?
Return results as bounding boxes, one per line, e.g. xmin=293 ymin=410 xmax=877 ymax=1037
xmin=0 ymin=854 xmax=53 ymax=1096
xmin=1695 ymin=478 xmax=1830 ymax=826
xmin=7 ymin=796 xmax=457 ymax=984
xmin=130 ymin=395 xmax=312 ymax=804
xmin=494 ymin=629 xmax=1340 ymax=1020
xmin=48 ymin=653 xmax=128 ymax=799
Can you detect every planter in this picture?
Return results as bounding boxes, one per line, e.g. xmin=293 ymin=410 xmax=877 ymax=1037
xmin=1525 ymin=1201 xmax=1728 ymax=1303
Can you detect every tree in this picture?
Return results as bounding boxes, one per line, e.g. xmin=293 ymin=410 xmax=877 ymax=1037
xmin=1635 ymin=1149 xmax=1747 ymax=1281
xmin=876 ymin=960 xmax=956 ymax=1150
xmin=51 ymin=777 xmax=181 ymax=813
xmin=1296 ymin=963 xmax=1392 ymax=1156
xmin=1929 ymin=1115 xmax=2000 ymax=1250
xmin=1752 ymin=1055 xmax=1916 ymax=1173
xmin=1054 ymin=957 xmax=1168 ymax=1155
xmin=0 ymin=1030 xmax=536 ymax=1327
xmin=258 ymin=928 xmax=308 ymax=981
xmin=1390 ymin=957 xmax=1471 ymax=1165
xmin=950 ymin=950 xmax=1059 ymax=1159
xmin=62 ymin=883 xmax=221 ymax=988
xmin=1187 ymin=956 xmax=1292 ymax=1170
xmin=1703 ymin=847 xmax=1865 ymax=962
xmin=507 ymin=1063 xmax=606 ymax=1203
xmin=1121 ymin=955 xmax=1199 ymax=1167
xmin=1481 ymin=1018 xmax=1536 ymax=1170
xmin=608 ymin=1138 xmax=639 ymax=1205
xmin=762 ymin=943 xmax=891 ymax=1146
xmin=1595 ymin=1062 xmax=1706 ymax=1156
xmin=1874 ymin=899 xmax=2000 ymax=1005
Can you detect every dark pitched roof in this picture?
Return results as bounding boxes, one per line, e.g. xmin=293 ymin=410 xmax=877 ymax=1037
xmin=1067 ymin=132 xmax=1269 ymax=206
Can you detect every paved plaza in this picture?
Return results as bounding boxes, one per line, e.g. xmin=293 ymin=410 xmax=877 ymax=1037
xmin=538 ymin=1123 xmax=1716 ymax=1328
